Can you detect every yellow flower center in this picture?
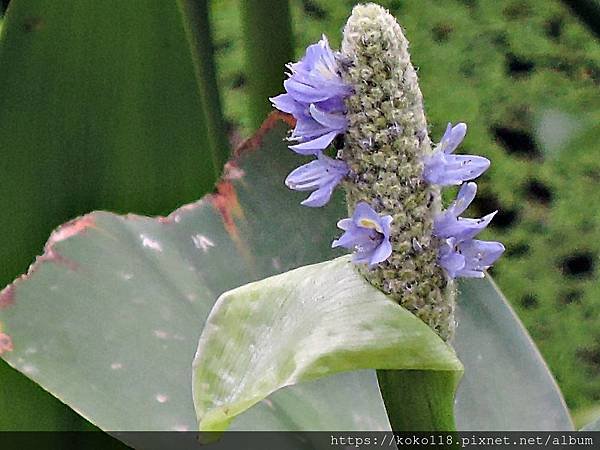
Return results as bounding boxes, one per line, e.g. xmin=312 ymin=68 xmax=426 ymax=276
xmin=359 ymin=218 xmax=382 ymax=233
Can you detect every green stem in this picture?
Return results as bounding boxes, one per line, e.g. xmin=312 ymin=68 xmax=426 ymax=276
xmin=0 ymin=0 xmax=9 ymax=16
xmin=177 ymin=0 xmax=230 ymax=178
xmin=377 ymin=370 xmax=459 ymax=434
xmin=241 ymin=0 xmax=294 ymax=129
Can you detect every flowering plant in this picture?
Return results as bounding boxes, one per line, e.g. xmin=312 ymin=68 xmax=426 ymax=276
xmin=0 ymin=1 xmax=591 ymax=446
xmin=272 ymin=5 xmax=503 ymax=341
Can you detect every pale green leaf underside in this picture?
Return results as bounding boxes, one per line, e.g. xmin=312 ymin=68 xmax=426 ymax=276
xmin=581 ymin=416 xmax=600 ymax=431
xmin=193 ymin=256 xmax=463 ymax=431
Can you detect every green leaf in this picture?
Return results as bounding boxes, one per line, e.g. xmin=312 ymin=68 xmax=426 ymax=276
xmin=573 ymin=404 xmax=600 ymax=430
xmin=581 ymin=415 xmax=600 ymax=431
xmin=0 ymin=116 xmax=363 ymax=443
xmin=241 ymin=0 xmax=294 ymax=129
xmin=455 ymin=277 xmax=574 ymax=430
xmin=0 ymin=117 xmax=572 ymax=445
xmin=0 ymin=0 xmax=226 ymax=432
xmin=0 ymin=0 xmax=221 ymax=221
xmin=192 ymin=256 xmax=462 ymax=431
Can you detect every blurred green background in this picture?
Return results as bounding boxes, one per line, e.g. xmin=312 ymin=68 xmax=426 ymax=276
xmin=0 ymin=0 xmax=599 ymax=431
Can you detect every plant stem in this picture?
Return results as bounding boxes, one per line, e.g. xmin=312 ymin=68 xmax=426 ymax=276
xmin=0 ymin=0 xmax=9 ymax=16
xmin=377 ymin=369 xmax=460 ymax=435
xmin=177 ymin=0 xmax=230 ymax=178
xmin=241 ymin=0 xmax=294 ymax=130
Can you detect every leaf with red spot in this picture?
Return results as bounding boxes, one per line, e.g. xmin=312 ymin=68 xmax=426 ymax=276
xmin=0 ymin=286 xmax=15 ymax=310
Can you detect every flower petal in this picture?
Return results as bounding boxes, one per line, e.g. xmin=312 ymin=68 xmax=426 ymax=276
xmin=437 ymin=211 xmax=497 ymax=241
xmin=286 ymin=154 xmax=348 ymax=207
xmin=289 ymin=130 xmax=339 ymax=155
xmin=301 ymin=186 xmax=335 ymax=207
xmin=332 ymin=203 xmax=393 ymax=267
xmin=451 ymin=182 xmax=477 ymax=216
xmin=309 ymin=104 xmax=347 ymax=131
xmin=369 ymin=238 xmax=392 ymax=267
xmin=433 ymin=182 xmax=480 ymax=238
xmin=438 ymin=239 xmax=466 ymax=279
xmin=332 ymin=228 xmax=371 ymax=249
xmin=455 ymin=239 xmax=505 ymax=278
xmin=440 ymin=122 xmax=467 ymax=155
xmin=272 ymin=35 xmax=350 ymax=152
xmin=284 ymin=78 xmax=334 ymax=104
xmin=336 ymin=218 xmax=354 ymax=231
xmin=352 ymin=202 xmax=384 ymax=229
xmin=270 ymin=94 xmax=302 ymax=116
xmin=424 ymin=153 xmax=490 ymax=186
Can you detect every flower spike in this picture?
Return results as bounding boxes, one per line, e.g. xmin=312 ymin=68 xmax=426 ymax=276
xmin=274 ymin=4 xmax=504 ymax=340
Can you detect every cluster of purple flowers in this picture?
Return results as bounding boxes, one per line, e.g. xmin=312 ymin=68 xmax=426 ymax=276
xmin=271 ymin=36 xmax=351 ymax=155
xmin=272 ymin=38 xmax=502 ymax=277
xmin=270 ymin=36 xmax=351 ymax=207
xmin=272 ymin=36 xmax=392 ymax=266
xmin=426 ymin=123 xmax=504 ymax=278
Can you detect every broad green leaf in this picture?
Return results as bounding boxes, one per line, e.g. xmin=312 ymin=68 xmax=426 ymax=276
xmin=228 ymin=370 xmax=391 ymax=431
xmin=192 ymin=256 xmax=462 ymax=431
xmin=0 ymin=116 xmax=572 ymax=446
xmin=0 ymin=0 xmax=223 ymax=432
xmin=455 ymin=277 xmax=573 ymax=430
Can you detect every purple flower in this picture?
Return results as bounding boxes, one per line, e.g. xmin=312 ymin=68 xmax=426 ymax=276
xmin=270 ymin=36 xmax=351 ymax=155
xmin=438 ymin=238 xmax=467 ymax=278
xmin=332 ymin=202 xmax=393 ymax=267
xmin=288 ymin=105 xmax=347 ymax=155
xmin=434 ymin=182 xmax=504 ymax=278
xmin=285 ymin=153 xmax=349 ymax=207
xmin=433 ymin=182 xmax=496 ymax=241
xmin=439 ymin=237 xmax=505 ymax=279
xmin=424 ymin=123 xmax=490 ymax=186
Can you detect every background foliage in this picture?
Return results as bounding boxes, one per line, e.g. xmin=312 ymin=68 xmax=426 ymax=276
xmin=212 ymin=0 xmax=600 ymax=421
